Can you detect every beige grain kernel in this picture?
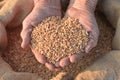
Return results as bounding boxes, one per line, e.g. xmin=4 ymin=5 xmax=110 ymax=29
xmin=31 ymin=16 xmax=89 ymax=64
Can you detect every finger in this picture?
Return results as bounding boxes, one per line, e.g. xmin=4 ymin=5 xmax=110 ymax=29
xmin=64 ymin=14 xmax=68 ymax=18
xmin=45 ymin=62 xmax=56 ymax=71
xmin=55 ymin=61 xmax=60 ymax=67
xmin=32 ymin=49 xmax=47 ymax=64
xmin=21 ymin=24 xmax=33 ymax=49
xmin=85 ymin=38 xmax=96 ymax=53
xmin=59 ymin=57 xmax=70 ymax=68
xmin=54 ymin=67 xmax=62 ymax=72
xmin=69 ymin=53 xmax=84 ymax=63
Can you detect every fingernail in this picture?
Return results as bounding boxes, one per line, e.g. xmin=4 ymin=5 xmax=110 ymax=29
xmin=59 ymin=57 xmax=70 ymax=68
xmin=45 ymin=63 xmax=55 ymax=71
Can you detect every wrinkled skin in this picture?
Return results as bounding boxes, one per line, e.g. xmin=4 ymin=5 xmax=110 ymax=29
xmin=0 ymin=0 xmax=119 ymax=79
xmin=54 ymin=0 xmax=99 ymax=69
xmin=0 ymin=0 xmax=99 ymax=70
xmin=21 ymin=0 xmax=99 ymax=70
xmin=20 ymin=0 xmax=62 ymax=71
xmin=21 ymin=0 xmax=99 ymax=71
xmin=0 ymin=0 xmax=99 ymax=71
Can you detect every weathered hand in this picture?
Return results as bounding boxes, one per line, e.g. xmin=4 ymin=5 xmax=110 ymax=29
xmin=21 ymin=0 xmax=61 ymax=71
xmin=55 ymin=0 xmax=99 ymax=68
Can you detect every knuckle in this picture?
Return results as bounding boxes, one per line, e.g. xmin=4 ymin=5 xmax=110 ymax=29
xmin=22 ymin=19 xmax=28 ymax=25
xmin=21 ymin=29 xmax=32 ymax=37
xmin=22 ymin=19 xmax=31 ymax=28
xmin=88 ymin=38 xmax=97 ymax=48
xmin=20 ymin=30 xmax=24 ymax=38
xmin=87 ymin=26 xmax=92 ymax=31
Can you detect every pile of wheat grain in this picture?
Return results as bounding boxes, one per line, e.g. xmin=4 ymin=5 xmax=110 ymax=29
xmin=31 ymin=16 xmax=89 ymax=63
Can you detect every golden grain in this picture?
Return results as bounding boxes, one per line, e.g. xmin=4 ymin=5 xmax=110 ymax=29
xmin=31 ymin=16 xmax=89 ymax=64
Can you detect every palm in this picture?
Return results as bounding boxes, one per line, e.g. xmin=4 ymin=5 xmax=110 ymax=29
xmin=55 ymin=7 xmax=99 ymax=68
xmin=21 ymin=1 xmax=61 ymax=70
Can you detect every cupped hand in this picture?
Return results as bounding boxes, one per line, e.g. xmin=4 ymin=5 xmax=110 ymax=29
xmin=54 ymin=2 xmax=99 ymax=68
xmin=21 ymin=0 xmax=99 ymax=71
xmin=21 ymin=0 xmax=62 ymax=71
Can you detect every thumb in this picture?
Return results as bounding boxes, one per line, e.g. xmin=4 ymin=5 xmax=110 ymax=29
xmin=85 ymin=38 xmax=97 ymax=53
xmin=21 ymin=22 xmax=33 ymax=49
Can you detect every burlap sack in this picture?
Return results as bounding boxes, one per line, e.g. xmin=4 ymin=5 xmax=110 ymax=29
xmin=98 ymin=0 xmax=120 ymax=50
xmin=75 ymin=1 xmax=120 ymax=79
xmin=75 ymin=50 xmax=120 ymax=80
xmin=0 ymin=0 xmax=33 ymax=50
xmin=0 ymin=56 xmax=42 ymax=80
xmin=0 ymin=0 xmax=119 ymax=80
xmin=0 ymin=0 xmax=41 ymax=80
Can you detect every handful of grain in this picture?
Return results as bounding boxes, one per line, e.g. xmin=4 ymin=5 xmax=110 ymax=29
xmin=31 ymin=16 xmax=89 ymax=64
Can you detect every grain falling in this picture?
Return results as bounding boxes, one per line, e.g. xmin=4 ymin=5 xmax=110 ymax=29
xmin=31 ymin=16 xmax=89 ymax=63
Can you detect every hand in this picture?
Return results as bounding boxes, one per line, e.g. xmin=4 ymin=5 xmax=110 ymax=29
xmin=20 ymin=0 xmax=61 ymax=71
xmin=54 ymin=0 xmax=99 ymax=68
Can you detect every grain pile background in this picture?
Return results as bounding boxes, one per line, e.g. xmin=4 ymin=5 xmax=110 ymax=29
xmin=31 ymin=16 xmax=89 ymax=63
xmin=1 ymin=11 xmax=115 ymax=80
